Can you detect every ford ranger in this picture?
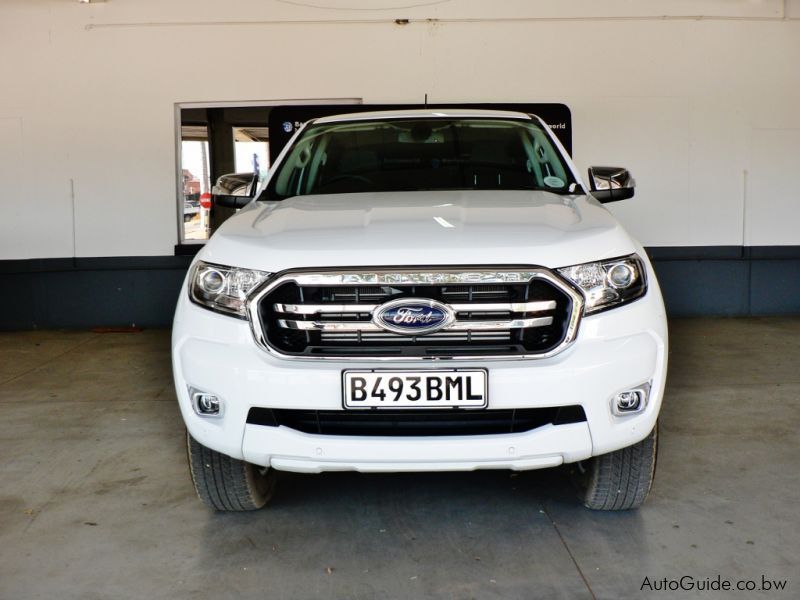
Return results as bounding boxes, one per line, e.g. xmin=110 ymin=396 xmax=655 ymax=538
xmin=172 ymin=109 xmax=668 ymax=511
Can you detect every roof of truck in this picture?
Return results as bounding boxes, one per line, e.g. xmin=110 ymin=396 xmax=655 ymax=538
xmin=313 ymin=108 xmax=535 ymax=124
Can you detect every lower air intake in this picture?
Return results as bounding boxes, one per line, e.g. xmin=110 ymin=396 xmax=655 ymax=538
xmin=246 ymin=406 xmax=587 ymax=437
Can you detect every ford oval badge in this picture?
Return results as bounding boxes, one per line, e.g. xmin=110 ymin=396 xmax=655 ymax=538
xmin=372 ymin=298 xmax=455 ymax=336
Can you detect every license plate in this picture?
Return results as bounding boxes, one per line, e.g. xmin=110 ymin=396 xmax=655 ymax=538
xmin=342 ymin=370 xmax=488 ymax=409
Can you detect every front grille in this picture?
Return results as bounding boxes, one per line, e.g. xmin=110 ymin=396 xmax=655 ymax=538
xmin=247 ymin=406 xmax=587 ymax=436
xmin=251 ymin=269 xmax=582 ymax=359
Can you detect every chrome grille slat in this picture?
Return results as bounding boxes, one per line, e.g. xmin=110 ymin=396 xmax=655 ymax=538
xmin=454 ymin=300 xmax=556 ymax=312
xmin=321 ymin=332 xmax=511 ymax=341
xmin=273 ymin=300 xmax=557 ymax=315
xmin=277 ymin=317 xmax=553 ymax=332
xmin=274 ymin=303 xmax=374 ymax=315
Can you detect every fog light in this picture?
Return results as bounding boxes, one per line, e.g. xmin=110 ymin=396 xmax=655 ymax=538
xmin=190 ymin=388 xmax=223 ymax=417
xmin=611 ymin=384 xmax=650 ymax=416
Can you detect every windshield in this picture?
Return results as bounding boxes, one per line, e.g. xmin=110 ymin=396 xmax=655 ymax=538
xmin=262 ymin=117 xmax=575 ymax=200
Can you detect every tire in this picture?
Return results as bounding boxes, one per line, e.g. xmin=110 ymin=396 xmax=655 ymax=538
xmin=186 ymin=432 xmax=276 ymax=511
xmin=576 ymin=423 xmax=658 ymax=511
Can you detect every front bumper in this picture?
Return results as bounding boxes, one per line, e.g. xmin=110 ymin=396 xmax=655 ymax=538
xmin=242 ymin=422 xmax=591 ymax=473
xmin=172 ymin=274 xmax=668 ymax=473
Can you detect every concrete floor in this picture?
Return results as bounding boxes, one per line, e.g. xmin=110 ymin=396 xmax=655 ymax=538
xmin=0 ymin=319 xmax=797 ymax=600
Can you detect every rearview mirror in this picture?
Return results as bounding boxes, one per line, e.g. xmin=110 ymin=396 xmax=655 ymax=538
xmin=587 ymin=166 xmax=635 ymax=203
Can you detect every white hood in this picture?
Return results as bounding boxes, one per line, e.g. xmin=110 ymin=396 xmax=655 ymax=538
xmin=199 ymin=190 xmax=637 ymax=272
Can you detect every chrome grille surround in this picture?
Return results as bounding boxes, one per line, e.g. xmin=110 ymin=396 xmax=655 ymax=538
xmin=246 ymin=267 xmax=584 ymax=361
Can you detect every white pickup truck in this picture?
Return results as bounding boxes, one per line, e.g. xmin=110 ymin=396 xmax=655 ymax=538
xmin=172 ymin=109 xmax=668 ymax=511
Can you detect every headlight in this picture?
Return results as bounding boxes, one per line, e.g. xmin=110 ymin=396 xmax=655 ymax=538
xmin=557 ymin=254 xmax=647 ymax=314
xmin=189 ymin=261 xmax=271 ymax=317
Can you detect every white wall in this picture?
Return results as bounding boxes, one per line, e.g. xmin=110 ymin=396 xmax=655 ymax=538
xmin=1 ymin=0 xmax=798 ymax=259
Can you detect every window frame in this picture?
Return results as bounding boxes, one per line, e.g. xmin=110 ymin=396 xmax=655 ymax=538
xmin=173 ymin=98 xmax=362 ymax=250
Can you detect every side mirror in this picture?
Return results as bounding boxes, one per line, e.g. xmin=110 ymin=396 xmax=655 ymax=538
xmin=211 ymin=172 xmax=260 ymax=209
xmin=587 ymin=166 xmax=635 ymax=203
xmin=213 ymin=194 xmax=252 ymax=209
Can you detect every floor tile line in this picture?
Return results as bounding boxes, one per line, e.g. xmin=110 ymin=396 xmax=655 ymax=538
xmin=541 ymin=503 xmax=597 ymax=600
xmin=0 ymin=334 xmax=101 ymax=388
